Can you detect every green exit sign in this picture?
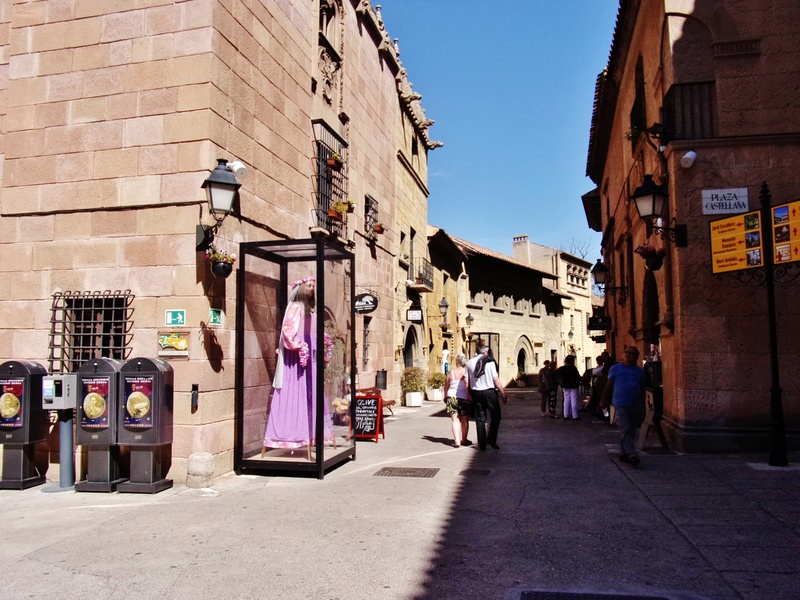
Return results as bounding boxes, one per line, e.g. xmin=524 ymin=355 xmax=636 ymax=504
xmin=165 ymin=310 xmax=186 ymax=326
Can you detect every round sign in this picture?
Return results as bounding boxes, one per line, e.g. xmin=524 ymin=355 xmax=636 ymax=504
xmin=83 ymin=392 xmax=106 ymax=419
xmin=0 ymin=393 xmax=21 ymax=419
xmin=126 ymin=391 xmax=151 ymax=418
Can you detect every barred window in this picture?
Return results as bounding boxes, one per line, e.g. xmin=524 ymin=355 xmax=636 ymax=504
xmin=48 ymin=290 xmax=135 ymax=373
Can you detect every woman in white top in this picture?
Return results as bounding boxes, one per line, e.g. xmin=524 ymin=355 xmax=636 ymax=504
xmin=444 ymin=354 xmax=472 ymax=447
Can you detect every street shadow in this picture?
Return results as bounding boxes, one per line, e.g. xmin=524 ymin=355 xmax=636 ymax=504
xmin=421 ymin=435 xmax=454 ymax=447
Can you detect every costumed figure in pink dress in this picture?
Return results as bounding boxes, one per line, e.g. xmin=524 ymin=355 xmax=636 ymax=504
xmin=262 ymin=276 xmax=334 ymax=453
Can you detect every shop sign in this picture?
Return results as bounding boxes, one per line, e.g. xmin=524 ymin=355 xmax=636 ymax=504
xmin=406 ymin=309 xmax=423 ymax=322
xmin=354 ymin=293 xmax=378 ymax=314
xmin=588 ymin=316 xmax=612 ymax=330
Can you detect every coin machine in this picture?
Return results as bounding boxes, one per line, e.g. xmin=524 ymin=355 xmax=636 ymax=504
xmin=116 ymin=357 xmax=174 ymax=493
xmin=75 ymin=358 xmax=127 ymax=492
xmin=0 ymin=360 xmax=48 ymax=489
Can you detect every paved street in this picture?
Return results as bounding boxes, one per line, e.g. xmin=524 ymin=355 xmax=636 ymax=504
xmin=3 ymin=390 xmax=799 ymax=600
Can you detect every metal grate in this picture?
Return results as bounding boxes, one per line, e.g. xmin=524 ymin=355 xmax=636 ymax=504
xmin=48 ymin=290 xmax=135 ymax=373
xmin=520 ymin=593 xmax=670 ymax=600
xmin=373 ymin=467 xmax=439 ymax=478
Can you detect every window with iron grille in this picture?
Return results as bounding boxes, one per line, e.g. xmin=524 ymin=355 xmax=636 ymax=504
xmin=365 ymin=194 xmax=378 ymax=238
xmin=312 ymin=119 xmax=348 ymax=237
xmin=48 ymin=290 xmax=135 ymax=373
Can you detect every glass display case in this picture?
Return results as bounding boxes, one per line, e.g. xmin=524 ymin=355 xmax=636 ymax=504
xmin=235 ymin=239 xmax=355 ymax=479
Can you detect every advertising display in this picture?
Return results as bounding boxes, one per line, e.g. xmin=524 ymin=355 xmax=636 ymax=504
xmin=772 ymin=200 xmax=800 ymax=265
xmin=80 ymin=377 xmax=111 ymax=429
xmin=709 ymin=210 xmax=763 ymax=273
xmin=0 ymin=379 xmax=24 ymax=429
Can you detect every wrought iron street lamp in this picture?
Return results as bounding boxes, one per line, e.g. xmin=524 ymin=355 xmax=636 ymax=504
xmin=591 ymin=259 xmax=628 ymax=301
xmin=632 ymin=174 xmax=688 ymax=247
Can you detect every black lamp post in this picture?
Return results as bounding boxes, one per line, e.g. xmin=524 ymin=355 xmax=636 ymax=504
xmin=631 ymin=174 xmax=688 ymax=247
xmin=438 ymin=297 xmax=449 ymax=322
xmin=591 ymin=259 xmax=628 ymax=301
xmin=202 ymin=158 xmax=241 ymax=226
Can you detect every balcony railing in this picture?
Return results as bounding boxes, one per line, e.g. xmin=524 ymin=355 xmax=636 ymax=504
xmin=664 ymin=81 xmax=717 ymax=140
xmin=406 ymin=257 xmax=433 ymax=292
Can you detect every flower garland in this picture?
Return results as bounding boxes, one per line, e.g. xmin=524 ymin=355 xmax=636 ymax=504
xmin=291 ymin=275 xmax=316 ymax=289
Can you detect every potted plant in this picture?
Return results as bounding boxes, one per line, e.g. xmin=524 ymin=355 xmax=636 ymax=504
xmin=515 ymin=371 xmax=527 ymax=388
xmin=439 ymin=322 xmax=450 ymax=332
xmin=326 ymin=152 xmax=344 ymax=171
xmin=205 ymin=245 xmax=237 ymax=278
xmin=373 ymin=222 xmax=385 ymax=234
xmin=427 ymin=372 xmax=447 ymax=402
xmin=401 ymin=367 xmax=426 ymax=407
xmin=330 ymin=199 xmax=354 ymax=216
xmin=633 ymin=242 xmax=667 ymax=271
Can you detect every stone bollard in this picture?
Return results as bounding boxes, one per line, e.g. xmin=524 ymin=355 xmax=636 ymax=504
xmin=186 ymin=452 xmax=215 ymax=488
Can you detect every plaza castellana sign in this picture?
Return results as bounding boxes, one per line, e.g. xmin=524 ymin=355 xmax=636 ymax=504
xmin=710 ymin=199 xmax=800 ymax=274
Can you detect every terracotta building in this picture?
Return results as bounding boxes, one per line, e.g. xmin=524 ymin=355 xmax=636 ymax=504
xmin=583 ymin=1 xmax=800 ymax=453
xmin=0 ymin=1 xmax=443 ymax=481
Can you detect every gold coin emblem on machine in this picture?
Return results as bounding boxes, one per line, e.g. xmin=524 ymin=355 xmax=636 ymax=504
xmin=126 ymin=391 xmax=151 ymax=418
xmin=0 ymin=392 xmax=21 ymax=419
xmin=83 ymin=392 xmax=106 ymax=419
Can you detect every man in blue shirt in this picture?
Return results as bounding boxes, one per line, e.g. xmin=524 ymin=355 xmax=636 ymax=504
xmin=603 ymin=346 xmax=645 ymax=466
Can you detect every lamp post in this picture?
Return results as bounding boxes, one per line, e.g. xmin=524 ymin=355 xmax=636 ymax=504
xmin=438 ymin=298 xmax=449 ymax=331
xmin=202 ymin=158 xmax=242 ymax=226
xmin=591 ymin=259 xmax=628 ymax=301
xmin=197 ymin=159 xmax=246 ymax=251
xmin=631 ymin=174 xmax=688 ymax=247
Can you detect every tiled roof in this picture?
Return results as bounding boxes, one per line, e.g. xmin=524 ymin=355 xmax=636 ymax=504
xmin=447 ymin=233 xmax=558 ymax=280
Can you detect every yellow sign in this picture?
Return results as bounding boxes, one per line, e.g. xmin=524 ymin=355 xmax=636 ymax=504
xmin=772 ymin=200 xmax=800 ymax=265
xmin=709 ymin=210 xmax=763 ymax=273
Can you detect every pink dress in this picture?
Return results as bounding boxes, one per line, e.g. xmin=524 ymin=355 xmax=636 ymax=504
xmin=263 ymin=303 xmax=334 ymax=449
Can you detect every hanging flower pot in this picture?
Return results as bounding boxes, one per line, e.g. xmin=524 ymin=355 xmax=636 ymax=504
xmin=645 ymin=256 xmax=664 ymax=271
xmin=373 ymin=223 xmax=385 ymax=234
xmin=327 ymin=209 xmax=343 ymax=221
xmin=205 ymin=244 xmax=236 ymax=279
xmin=210 ymin=261 xmax=233 ymax=278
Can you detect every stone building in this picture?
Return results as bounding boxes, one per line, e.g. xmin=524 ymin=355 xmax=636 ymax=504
xmin=0 ymin=1 xmax=441 ymax=481
xmin=512 ymin=235 xmax=603 ymax=374
xmin=582 ymin=0 xmax=800 ymax=452
xmin=445 ymin=233 xmax=564 ymax=385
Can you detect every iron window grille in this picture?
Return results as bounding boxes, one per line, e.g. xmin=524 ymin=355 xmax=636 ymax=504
xmin=48 ymin=290 xmax=135 ymax=373
xmin=365 ymin=194 xmax=379 ymax=239
xmin=312 ymin=119 xmax=349 ymax=238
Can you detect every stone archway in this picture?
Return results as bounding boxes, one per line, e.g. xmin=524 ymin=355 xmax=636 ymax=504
xmin=403 ymin=326 xmax=419 ymax=368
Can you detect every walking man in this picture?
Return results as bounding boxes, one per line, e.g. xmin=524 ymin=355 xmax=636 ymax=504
xmin=602 ymin=346 xmax=645 ymax=466
xmin=467 ymin=345 xmax=507 ymax=450
xmin=537 ymin=360 xmax=550 ymax=415
xmin=543 ymin=359 xmax=559 ymax=418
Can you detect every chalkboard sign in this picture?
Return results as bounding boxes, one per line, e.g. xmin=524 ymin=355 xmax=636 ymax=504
xmin=354 ymin=394 xmax=385 ymax=442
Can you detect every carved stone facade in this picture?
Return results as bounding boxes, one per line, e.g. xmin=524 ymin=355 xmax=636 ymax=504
xmin=0 ymin=1 xmax=441 ymax=481
xmin=584 ymin=0 xmax=800 ymax=452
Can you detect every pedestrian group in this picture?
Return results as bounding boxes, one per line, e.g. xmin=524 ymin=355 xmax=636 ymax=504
xmin=443 ymin=345 xmax=646 ymax=467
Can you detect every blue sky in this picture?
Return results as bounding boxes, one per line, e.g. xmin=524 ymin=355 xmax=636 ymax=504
xmin=378 ymin=1 xmax=620 ymax=260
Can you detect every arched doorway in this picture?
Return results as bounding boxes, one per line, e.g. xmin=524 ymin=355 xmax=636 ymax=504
xmin=516 ymin=348 xmax=527 ymax=376
xmin=403 ymin=327 xmax=419 ymax=368
xmin=642 ymin=269 xmax=661 ymax=358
